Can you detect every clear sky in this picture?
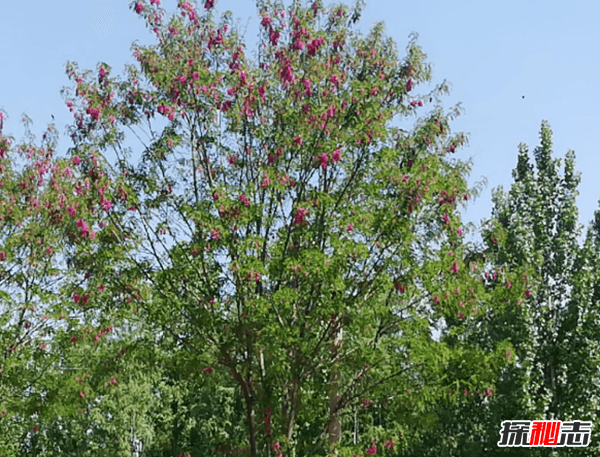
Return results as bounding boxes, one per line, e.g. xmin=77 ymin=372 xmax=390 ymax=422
xmin=1 ymin=0 xmax=599 ymax=236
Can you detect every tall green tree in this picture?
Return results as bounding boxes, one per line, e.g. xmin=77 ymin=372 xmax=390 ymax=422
xmin=471 ymin=121 xmax=600 ymax=455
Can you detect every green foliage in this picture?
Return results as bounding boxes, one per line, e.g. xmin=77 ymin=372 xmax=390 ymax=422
xmin=3 ymin=2 xmax=598 ymax=457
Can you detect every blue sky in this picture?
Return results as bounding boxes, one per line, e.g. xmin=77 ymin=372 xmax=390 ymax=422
xmin=1 ymin=0 xmax=599 ymax=235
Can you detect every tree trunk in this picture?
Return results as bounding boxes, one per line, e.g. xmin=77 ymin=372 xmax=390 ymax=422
xmin=328 ymin=324 xmax=343 ymax=446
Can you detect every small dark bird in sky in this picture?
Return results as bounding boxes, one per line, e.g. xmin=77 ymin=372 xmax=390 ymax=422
xmin=522 ymin=96 xmax=525 ymax=99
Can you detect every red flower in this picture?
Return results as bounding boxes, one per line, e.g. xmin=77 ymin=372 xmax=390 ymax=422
xmin=0 ymin=252 xmax=5 ymax=261
xmin=332 ymin=149 xmax=342 ymax=163
xmin=319 ymin=153 xmax=328 ymax=170
xmin=294 ymin=207 xmax=308 ymax=225
xmin=134 ymin=2 xmax=144 ymax=14
xmin=239 ymin=194 xmax=250 ymax=206
xmin=451 ymin=261 xmax=459 ymax=274
xmin=76 ymin=219 xmax=90 ymax=237
xmin=204 ymin=0 xmax=214 ymax=9
xmin=525 ymin=289 xmax=531 ymax=298
xmin=273 ymin=442 xmax=281 ymax=451
xmin=367 ymin=444 xmax=377 ymax=455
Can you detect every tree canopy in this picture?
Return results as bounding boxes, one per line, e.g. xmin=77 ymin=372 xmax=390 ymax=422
xmin=0 ymin=1 xmax=598 ymax=457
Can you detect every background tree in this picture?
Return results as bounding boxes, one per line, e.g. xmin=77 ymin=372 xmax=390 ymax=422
xmin=441 ymin=121 xmax=600 ymax=456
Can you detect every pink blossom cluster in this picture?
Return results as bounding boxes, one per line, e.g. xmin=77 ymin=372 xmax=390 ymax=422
xmin=157 ymin=104 xmax=176 ymax=120
xmin=180 ymin=1 xmax=198 ymax=23
xmin=307 ymin=37 xmax=325 ymax=56
xmin=319 ymin=153 xmax=328 ymax=170
xmin=294 ymin=207 xmax=308 ymax=224
xmin=238 ymin=194 xmax=250 ymax=206
xmin=76 ymin=218 xmax=95 ymax=239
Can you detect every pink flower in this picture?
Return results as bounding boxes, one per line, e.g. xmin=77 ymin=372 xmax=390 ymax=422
xmin=294 ymin=207 xmax=308 ymax=225
xmin=87 ymin=107 xmax=101 ymax=120
xmin=451 ymin=261 xmax=459 ymax=274
xmin=261 ymin=16 xmax=273 ymax=29
xmin=204 ymin=0 xmax=214 ymax=9
xmin=433 ymin=296 xmax=440 ymax=305
xmin=367 ymin=444 xmax=377 ymax=455
xmin=261 ymin=174 xmax=271 ymax=188
xmin=406 ymin=78 xmax=412 ymax=92
xmin=239 ymin=194 xmax=250 ymax=206
xmin=100 ymin=196 xmax=112 ymax=212
xmin=525 ymin=289 xmax=531 ymax=298
xmin=210 ymin=230 xmax=220 ymax=240
xmin=150 ymin=0 xmax=160 ymax=4
xmin=192 ymin=71 xmax=199 ymax=80
xmin=319 ymin=153 xmax=328 ymax=170
xmin=0 ymin=252 xmax=5 ymax=261
xmin=280 ymin=64 xmax=295 ymax=83
xmin=72 ymin=155 xmax=81 ymax=165
xmin=76 ymin=219 xmax=90 ymax=237
xmin=273 ymin=442 xmax=281 ymax=451
xmin=134 ymin=2 xmax=144 ymax=14
xmin=332 ymin=149 xmax=342 ymax=163
xmin=347 ymin=224 xmax=353 ymax=231
xmin=270 ymin=30 xmax=280 ymax=46
xmin=79 ymin=391 xmax=85 ymax=399
xmin=178 ymin=75 xmax=187 ymax=84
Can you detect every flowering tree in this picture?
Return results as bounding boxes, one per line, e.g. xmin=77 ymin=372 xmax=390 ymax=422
xmin=0 ymin=113 xmax=86 ymax=452
xmin=2 ymin=1 xmax=523 ymax=456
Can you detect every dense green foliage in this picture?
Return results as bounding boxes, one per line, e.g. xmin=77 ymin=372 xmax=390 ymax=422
xmin=0 ymin=1 xmax=599 ymax=456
